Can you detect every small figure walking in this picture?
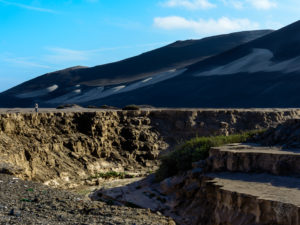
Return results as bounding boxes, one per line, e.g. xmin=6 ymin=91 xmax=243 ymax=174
xmin=34 ymin=103 xmax=39 ymax=113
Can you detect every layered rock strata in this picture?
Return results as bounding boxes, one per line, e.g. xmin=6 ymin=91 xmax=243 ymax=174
xmin=92 ymin=142 xmax=300 ymax=225
xmin=208 ymin=143 xmax=300 ymax=176
xmin=160 ymin=171 xmax=300 ymax=225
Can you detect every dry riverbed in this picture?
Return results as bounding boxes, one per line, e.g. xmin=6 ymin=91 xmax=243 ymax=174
xmin=0 ymin=174 xmax=175 ymax=225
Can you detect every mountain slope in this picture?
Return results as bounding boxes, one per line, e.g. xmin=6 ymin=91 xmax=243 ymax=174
xmin=189 ymin=20 xmax=300 ymax=74
xmin=90 ymin=20 xmax=300 ymax=108
xmin=0 ymin=30 xmax=272 ymax=107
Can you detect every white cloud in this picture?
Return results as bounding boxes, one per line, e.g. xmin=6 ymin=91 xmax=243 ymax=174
xmin=154 ymin=16 xmax=260 ymax=35
xmin=0 ymin=0 xmax=57 ymax=13
xmin=162 ymin=0 xmax=215 ymax=10
xmin=247 ymin=0 xmax=277 ymax=10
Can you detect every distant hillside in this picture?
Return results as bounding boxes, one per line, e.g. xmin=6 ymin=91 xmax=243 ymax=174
xmin=0 ymin=30 xmax=273 ymax=107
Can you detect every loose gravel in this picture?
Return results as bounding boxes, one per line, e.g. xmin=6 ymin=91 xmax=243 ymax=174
xmin=0 ymin=174 xmax=174 ymax=225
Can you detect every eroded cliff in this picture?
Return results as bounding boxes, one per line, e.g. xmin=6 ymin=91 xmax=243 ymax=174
xmin=0 ymin=109 xmax=299 ymax=188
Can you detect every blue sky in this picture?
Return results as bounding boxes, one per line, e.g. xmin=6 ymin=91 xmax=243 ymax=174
xmin=1 ymin=0 xmax=300 ymax=92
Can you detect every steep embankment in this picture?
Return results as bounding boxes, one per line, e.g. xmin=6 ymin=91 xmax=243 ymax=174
xmin=0 ymin=109 xmax=299 ymax=188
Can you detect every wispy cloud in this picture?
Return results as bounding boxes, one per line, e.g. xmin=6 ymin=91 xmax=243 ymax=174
xmin=44 ymin=46 xmax=134 ymax=64
xmin=247 ymin=0 xmax=277 ymax=10
xmin=43 ymin=43 xmax=169 ymax=64
xmin=264 ymin=20 xmax=283 ymax=29
xmin=221 ymin=0 xmax=244 ymax=9
xmin=0 ymin=0 xmax=58 ymax=13
xmin=90 ymin=42 xmax=169 ymax=52
xmin=43 ymin=47 xmax=90 ymax=64
xmin=161 ymin=0 xmax=215 ymax=10
xmin=154 ymin=16 xmax=260 ymax=35
xmin=221 ymin=0 xmax=277 ymax=10
xmin=0 ymin=54 xmax=51 ymax=69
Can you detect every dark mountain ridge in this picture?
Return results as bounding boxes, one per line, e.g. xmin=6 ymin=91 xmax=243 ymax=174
xmin=101 ymin=20 xmax=300 ymax=108
xmin=0 ymin=29 xmax=276 ymax=107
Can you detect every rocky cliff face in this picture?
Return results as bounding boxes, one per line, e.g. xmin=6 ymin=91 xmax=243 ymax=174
xmin=0 ymin=109 xmax=299 ymax=188
xmin=0 ymin=111 xmax=164 ymax=188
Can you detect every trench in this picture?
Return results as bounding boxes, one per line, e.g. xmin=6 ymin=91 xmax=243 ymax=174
xmin=0 ymin=109 xmax=299 ymax=224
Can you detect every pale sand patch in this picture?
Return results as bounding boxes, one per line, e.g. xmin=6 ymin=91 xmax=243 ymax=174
xmin=47 ymin=68 xmax=186 ymax=104
xmin=16 ymin=85 xmax=59 ymax=99
xmin=198 ymin=48 xmax=300 ymax=76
